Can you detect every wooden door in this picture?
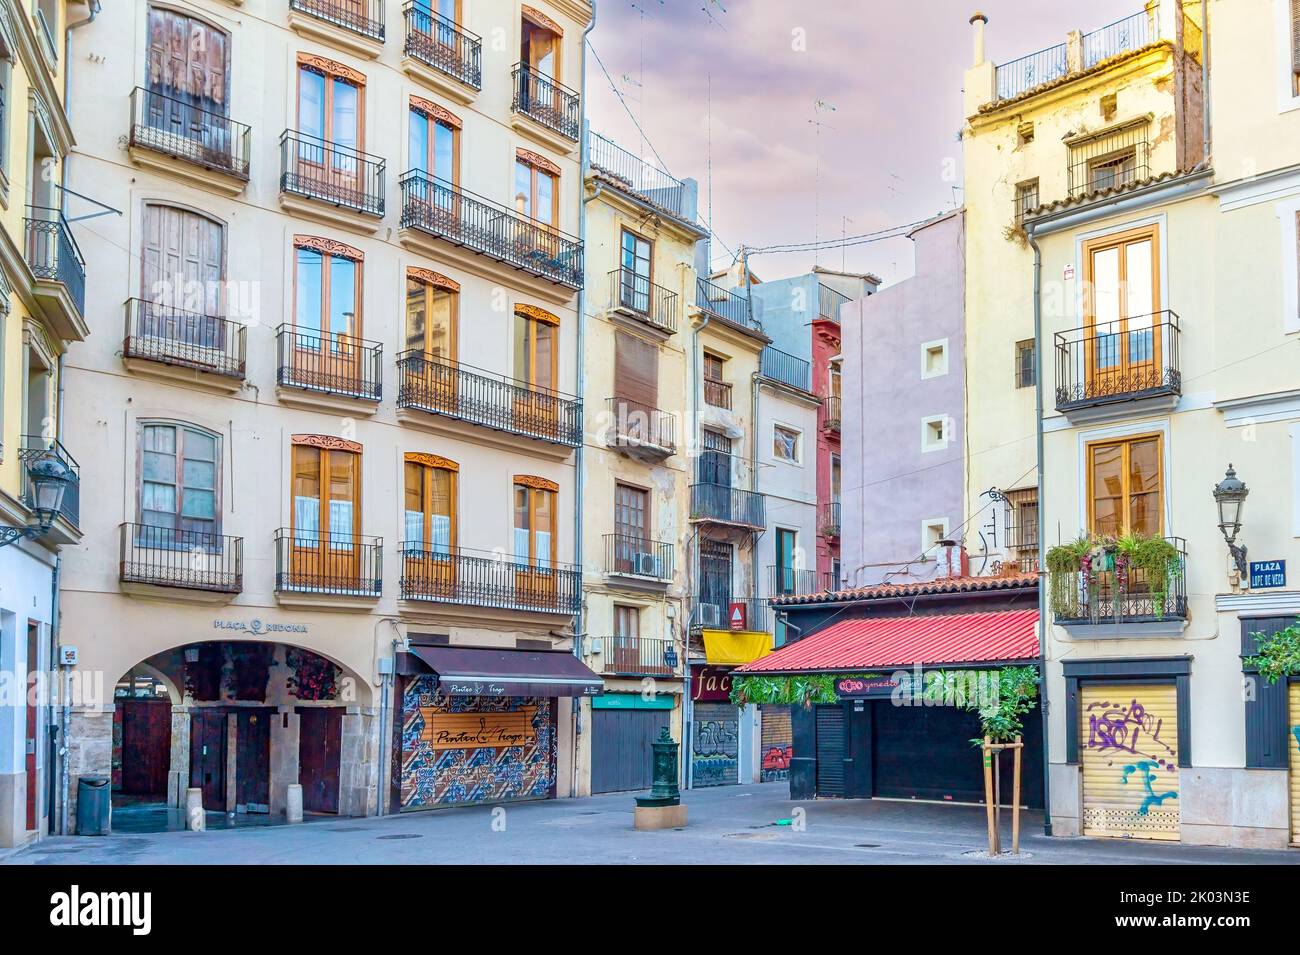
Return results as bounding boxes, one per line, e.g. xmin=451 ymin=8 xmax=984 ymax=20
xmin=613 ymin=483 xmax=649 ymax=574
xmin=298 ymin=707 xmax=342 ymax=814
xmin=404 ymin=278 xmax=457 ymax=408
xmin=612 ymin=605 xmax=641 ymax=673
xmin=619 ymin=229 xmax=652 ymax=313
xmin=189 ymin=709 xmax=227 ymax=811
xmin=614 ymin=330 xmax=658 ymax=443
xmin=1083 ymin=226 xmax=1161 ymax=400
xmin=513 ymin=312 xmax=559 ymax=439
xmin=514 ymin=483 xmax=557 ymax=608
xmin=403 ymin=458 xmax=457 ymax=596
xmin=235 ymin=709 xmax=272 ymax=813
xmin=291 ymin=246 xmax=361 ymax=393
xmin=120 ymin=701 xmax=173 ymax=797
xmin=140 ymin=204 xmax=224 ymax=355
xmin=144 ymin=8 xmax=229 ymax=155
xmin=291 ymin=444 xmax=361 ymax=590
xmin=297 ymin=67 xmax=361 ymax=195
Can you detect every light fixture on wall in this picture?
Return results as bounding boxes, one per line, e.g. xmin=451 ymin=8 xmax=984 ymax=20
xmin=1212 ymin=464 xmax=1250 ymax=579
xmin=0 ymin=453 xmax=74 ymax=548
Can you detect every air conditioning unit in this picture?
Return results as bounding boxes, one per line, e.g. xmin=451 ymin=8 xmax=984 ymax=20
xmin=696 ymin=604 xmax=721 ymax=628
xmin=635 ymin=552 xmax=660 ymax=577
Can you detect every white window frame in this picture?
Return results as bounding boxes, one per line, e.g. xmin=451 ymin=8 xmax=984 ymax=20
xmin=921 ymin=414 xmax=949 ymax=453
xmin=920 ymin=338 xmax=949 ymax=379
xmin=772 ymin=423 xmax=803 ymax=465
xmin=1278 ymin=194 xmax=1300 ymax=334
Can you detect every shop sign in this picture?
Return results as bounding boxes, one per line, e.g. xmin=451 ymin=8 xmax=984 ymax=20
xmin=422 ymin=708 xmax=537 ymax=750
xmin=834 ymin=674 xmax=898 ymax=698
xmin=213 ymin=618 xmax=309 ymax=635
xmin=1249 ymin=560 xmax=1286 ymax=590
xmin=691 ymin=665 xmax=733 ymax=702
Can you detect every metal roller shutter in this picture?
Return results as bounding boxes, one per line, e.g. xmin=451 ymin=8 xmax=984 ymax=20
xmin=591 ymin=708 xmax=670 ymax=794
xmin=1080 ymin=683 xmax=1180 ymax=841
xmin=1290 ymin=682 xmax=1300 ymax=845
xmin=815 ymin=705 xmax=845 ymax=797
xmin=691 ymin=702 xmax=739 ymax=787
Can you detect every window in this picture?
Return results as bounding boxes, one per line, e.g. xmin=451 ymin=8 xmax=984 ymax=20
xmin=614 ymin=330 xmax=658 ymax=436
xmin=1067 ymin=123 xmax=1148 ymax=198
xmin=514 ymin=156 xmax=557 ymax=226
xmin=405 ymin=271 xmax=456 ymax=360
xmin=775 ymin=528 xmax=798 ymax=594
xmin=514 ymin=480 xmax=556 ymax=568
xmin=291 ymin=439 xmax=360 ymax=546
xmin=35 ymin=0 xmax=58 ymax=59
xmin=1082 ymin=224 xmax=1160 ymax=395
xmin=613 ymin=483 xmax=650 ymax=574
xmin=139 ymin=423 xmax=219 ymax=541
xmin=1015 ymin=338 xmax=1036 ymax=388
xmin=773 ymin=425 xmax=801 ymax=463
xmin=144 ymin=7 xmax=229 ymax=129
xmin=921 ymin=339 xmax=948 ymax=378
xmin=1004 ymin=487 xmax=1038 ymax=555
xmin=1293 ymin=0 xmax=1300 ymax=95
xmin=1089 ymin=150 xmax=1138 ymax=193
xmin=699 ymin=429 xmax=732 ymax=485
xmin=831 ymin=454 xmax=841 ymax=503
xmin=0 ymin=38 xmax=13 ymax=177
xmin=514 ymin=307 xmax=557 ymax=392
xmin=520 ymin=9 xmax=561 ymax=82
xmin=296 ymin=58 xmax=363 ymax=194
xmin=409 ymin=101 xmax=458 ymax=183
xmin=292 ymin=238 xmax=362 ymax=385
xmin=1014 ymin=179 xmax=1039 ymax=226
xmin=618 ymin=228 xmax=653 ymax=312
xmin=1087 ymin=433 xmax=1162 ymax=538
xmin=703 ymin=352 xmax=729 ymax=408
xmin=921 ymin=415 xmax=948 ymax=452
xmin=829 ymin=361 xmax=841 ymax=399
xmin=403 ymin=454 xmax=456 ymax=554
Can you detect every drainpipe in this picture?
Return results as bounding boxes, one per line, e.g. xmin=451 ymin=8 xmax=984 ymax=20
xmin=1199 ymin=0 xmax=1210 ymax=165
xmin=1026 ymin=228 xmax=1052 ymax=837
xmin=685 ymin=310 xmax=711 ymax=791
xmin=569 ymin=0 xmax=597 ymax=800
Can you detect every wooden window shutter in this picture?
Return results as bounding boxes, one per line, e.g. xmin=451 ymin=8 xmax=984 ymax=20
xmin=1293 ymin=0 xmax=1300 ymax=74
xmin=614 ymin=331 xmax=658 ymax=408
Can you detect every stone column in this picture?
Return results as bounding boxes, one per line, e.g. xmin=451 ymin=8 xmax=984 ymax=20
xmin=66 ymin=704 xmax=114 ymax=834
xmin=167 ymin=705 xmax=191 ymax=808
xmin=270 ymin=707 xmax=300 ymax=817
xmin=338 ymin=707 xmax=378 ymax=817
xmin=224 ymin=713 xmax=238 ymax=813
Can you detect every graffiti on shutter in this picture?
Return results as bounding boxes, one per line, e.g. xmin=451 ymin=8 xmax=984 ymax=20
xmin=1080 ymin=683 xmax=1180 ymax=840
xmin=1289 ymin=682 xmax=1300 ymax=845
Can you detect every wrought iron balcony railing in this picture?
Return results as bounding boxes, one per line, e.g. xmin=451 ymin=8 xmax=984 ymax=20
xmin=822 ymin=394 xmax=842 ymax=431
xmin=279 ymin=129 xmax=386 ymax=218
xmin=694 ymin=276 xmax=758 ymax=331
xmin=397 ymin=350 xmax=582 ymax=447
xmin=818 ymin=283 xmax=850 ymax=321
xmin=124 ymin=299 xmax=247 ymax=380
xmin=689 ymin=483 xmax=765 ymax=529
xmin=402 ymin=1 xmax=481 ymax=88
xmin=25 ymin=205 xmax=85 ymax=317
xmin=119 ymin=523 xmax=243 ymax=593
xmin=1054 ymin=311 xmax=1180 ymax=413
xmin=603 ymin=532 xmax=674 ymax=581
xmin=606 ymin=397 xmax=676 ymax=455
xmin=589 ymin=131 xmax=692 ymax=222
xmin=609 ymin=267 xmax=677 ymax=334
xmin=703 ymin=377 xmax=732 ymax=410
xmin=510 ymin=63 xmax=580 ymax=141
xmin=767 ymin=565 xmax=837 ymax=599
xmin=995 ymin=41 xmax=1069 ymax=101
xmin=399 ymin=544 xmax=581 ymax=614
xmin=399 ymin=170 xmax=583 ymax=287
xmin=19 ymin=435 xmax=80 ymax=528
xmin=275 ymin=528 xmax=382 ymax=596
xmin=760 ymin=346 xmax=812 ymax=392
xmin=277 ymin=324 xmax=383 ymax=401
xmin=1066 ymin=124 xmax=1150 ymax=199
xmin=1050 ymin=537 xmax=1187 ymax=625
xmin=819 ymin=500 xmax=841 ymax=538
xmin=600 ymin=634 xmax=676 ymax=677
xmin=290 ymin=0 xmax=386 ymax=42
xmin=691 ymin=596 xmax=769 ymax=632
xmin=129 ymin=87 xmax=251 ymax=179
xmin=1082 ymin=9 xmax=1157 ymax=70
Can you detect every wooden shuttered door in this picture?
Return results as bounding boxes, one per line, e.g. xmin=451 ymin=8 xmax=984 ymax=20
xmin=1292 ymin=0 xmax=1300 ymax=77
xmin=615 ymin=330 xmax=658 ymax=404
xmin=142 ymin=204 xmax=224 ymax=313
xmin=1080 ymin=683 xmax=1180 ymax=841
xmin=1290 ymin=682 xmax=1300 ymax=845
xmin=146 ymin=7 xmax=228 ymax=111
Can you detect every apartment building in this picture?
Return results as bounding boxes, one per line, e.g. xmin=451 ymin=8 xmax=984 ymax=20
xmin=576 ymin=131 xmax=705 ymax=795
xmin=0 ymin=0 xmax=89 ymax=848
xmin=58 ymin=0 xmax=597 ymax=828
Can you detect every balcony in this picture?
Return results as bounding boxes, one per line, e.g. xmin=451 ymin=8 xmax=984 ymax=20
xmin=693 ymin=277 xmax=762 ymax=336
xmin=691 ymin=596 xmax=769 ymax=633
xmin=402 ymin=2 xmax=481 ymax=100
xmin=123 ymin=299 xmax=246 ymax=388
xmin=760 ymin=346 xmax=812 ymax=392
xmin=767 ymin=565 xmax=836 ymax=600
xmin=605 ymin=397 xmax=676 ymax=459
xmin=274 ymin=528 xmax=382 ymax=600
xmin=279 ymin=130 xmax=386 ymax=229
xmin=1054 ymin=311 xmax=1180 ymax=421
xmin=822 ymin=394 xmax=842 ymax=432
xmin=819 ymin=500 xmax=841 ymax=539
xmin=1050 ymin=537 xmax=1187 ymax=631
xmin=24 ymin=206 xmax=87 ymax=341
xmin=276 ymin=324 xmax=383 ymax=411
xmin=603 ymin=532 xmax=674 ymax=583
xmin=399 ymin=171 xmax=583 ymax=289
xmin=589 ymin=131 xmax=695 ymax=226
xmin=128 ymin=87 xmax=251 ymax=194
xmin=818 ymin=283 xmax=850 ymax=322
xmin=510 ymin=64 xmax=580 ymax=147
xmin=288 ymin=0 xmax=385 ymax=57
xmin=397 ymin=350 xmax=582 ymax=449
xmin=690 ymin=483 xmax=765 ymax=530
xmin=598 ymin=634 xmax=676 ymax=678
xmin=119 ymin=524 xmax=243 ymax=598
xmin=399 ymin=544 xmax=580 ymax=615
xmin=608 ymin=267 xmax=678 ymax=335
xmin=19 ymin=436 xmax=80 ymax=541
xmin=703 ymin=376 xmax=732 ymax=410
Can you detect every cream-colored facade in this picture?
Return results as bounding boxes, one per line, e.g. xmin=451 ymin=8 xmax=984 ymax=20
xmin=573 ymin=134 xmax=704 ymax=795
xmin=0 ymin=0 xmax=87 ymax=849
xmin=972 ymin=0 xmax=1300 ymax=848
xmin=58 ymin=0 xmax=593 ymax=827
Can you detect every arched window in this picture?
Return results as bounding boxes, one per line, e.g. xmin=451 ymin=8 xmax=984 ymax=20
xmin=403 ymin=453 xmax=457 ymax=553
xmin=137 ymin=420 xmax=221 ymax=546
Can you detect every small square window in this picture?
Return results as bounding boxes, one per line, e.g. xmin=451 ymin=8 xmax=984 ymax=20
xmin=1014 ymin=179 xmax=1039 ymax=226
xmin=921 ymin=415 xmax=949 ymax=453
xmin=922 ymin=518 xmax=950 ymax=553
xmin=773 ymin=425 xmax=801 ymax=463
xmin=1015 ymin=339 xmax=1036 ymax=388
xmin=920 ymin=339 xmax=948 ymax=379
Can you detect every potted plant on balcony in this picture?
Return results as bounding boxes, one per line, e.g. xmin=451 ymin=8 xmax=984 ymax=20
xmin=1114 ymin=530 xmax=1181 ymax=619
xmin=1045 ymin=534 xmax=1092 ymax=618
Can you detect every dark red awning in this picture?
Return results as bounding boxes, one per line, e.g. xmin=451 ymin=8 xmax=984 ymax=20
xmin=736 ymin=609 xmax=1039 ymax=673
xmin=400 ymin=646 xmax=604 ymax=697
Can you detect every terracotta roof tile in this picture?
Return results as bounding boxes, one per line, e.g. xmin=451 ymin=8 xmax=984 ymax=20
xmin=769 ymin=572 xmax=1039 ymax=607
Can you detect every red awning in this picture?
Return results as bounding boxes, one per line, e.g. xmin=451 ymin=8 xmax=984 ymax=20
xmin=735 ymin=609 xmax=1039 ymax=673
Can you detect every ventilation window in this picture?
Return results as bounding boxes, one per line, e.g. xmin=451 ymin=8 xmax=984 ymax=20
xmin=1017 ymin=121 xmax=1035 ymax=144
xmin=921 ymin=339 xmax=948 ymax=378
xmin=921 ymin=415 xmax=949 ymax=453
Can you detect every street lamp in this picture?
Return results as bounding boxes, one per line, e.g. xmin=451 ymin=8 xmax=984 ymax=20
xmin=0 ymin=453 xmax=74 ymax=548
xmin=1212 ymin=464 xmax=1249 ymax=579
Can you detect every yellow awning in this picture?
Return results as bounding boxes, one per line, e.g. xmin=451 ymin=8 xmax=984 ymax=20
xmin=702 ymin=629 xmax=773 ymax=666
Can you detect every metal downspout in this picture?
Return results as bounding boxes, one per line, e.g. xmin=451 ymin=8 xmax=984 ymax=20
xmin=1026 ymin=228 xmax=1051 ymax=837
xmin=1200 ymin=0 xmax=1210 ymax=165
xmin=685 ymin=311 xmax=710 ymax=790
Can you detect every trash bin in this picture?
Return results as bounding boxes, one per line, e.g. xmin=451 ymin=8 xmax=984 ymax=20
xmin=76 ymin=776 xmax=111 ymax=836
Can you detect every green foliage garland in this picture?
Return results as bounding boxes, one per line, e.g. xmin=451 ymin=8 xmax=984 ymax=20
xmin=922 ymin=665 xmax=1041 ymax=745
xmin=1245 ymin=621 xmax=1300 ymax=684
xmin=729 ymin=674 xmax=838 ymax=707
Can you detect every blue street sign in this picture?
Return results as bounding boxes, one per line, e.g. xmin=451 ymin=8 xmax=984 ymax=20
xmin=1249 ymin=560 xmax=1286 ymax=590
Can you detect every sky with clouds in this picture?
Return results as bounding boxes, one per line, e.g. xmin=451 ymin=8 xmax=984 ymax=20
xmin=585 ymin=0 xmax=1139 ymax=285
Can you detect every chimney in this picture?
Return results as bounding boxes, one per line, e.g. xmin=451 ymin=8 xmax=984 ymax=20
xmin=970 ymin=12 xmax=988 ymax=67
xmin=937 ymin=539 xmax=970 ymax=579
